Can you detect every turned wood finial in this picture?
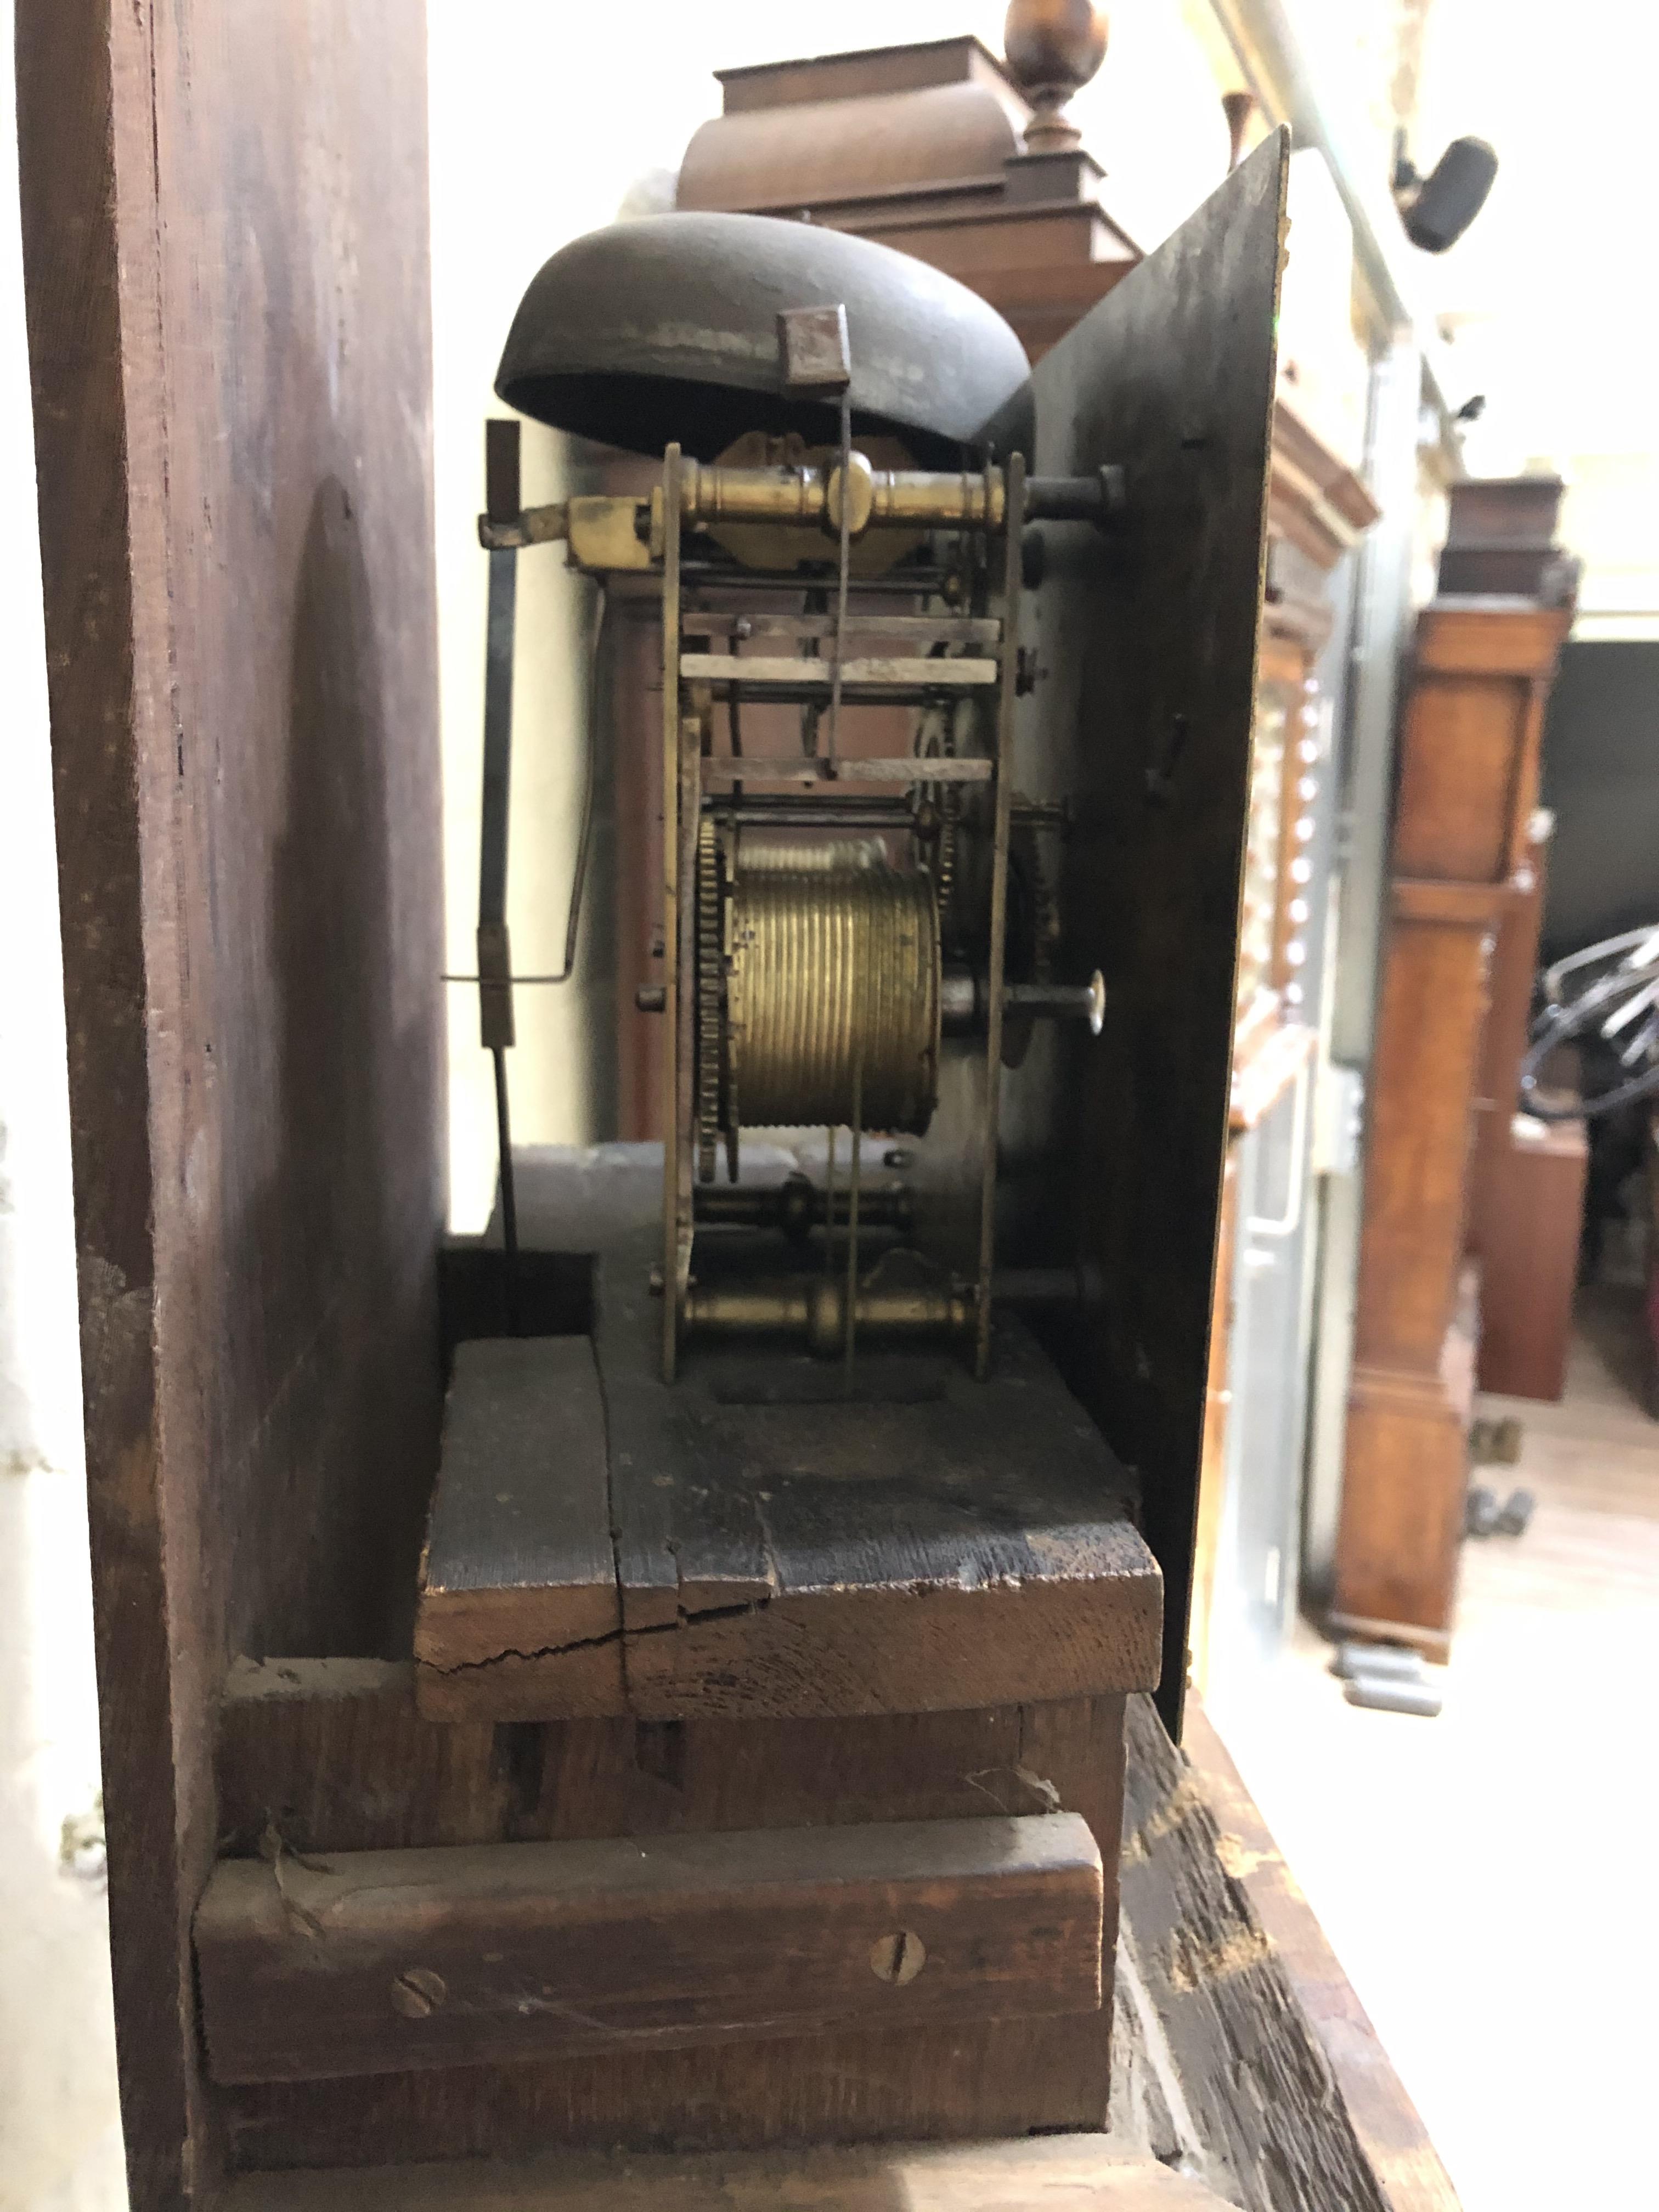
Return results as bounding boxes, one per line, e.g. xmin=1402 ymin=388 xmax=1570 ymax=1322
xmin=1003 ymin=0 xmax=1109 ymax=154
xmin=1222 ymin=90 xmax=1256 ymax=173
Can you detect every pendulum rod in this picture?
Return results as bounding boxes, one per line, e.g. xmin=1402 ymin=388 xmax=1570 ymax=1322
xmin=479 ymin=418 xmax=521 ymax=1333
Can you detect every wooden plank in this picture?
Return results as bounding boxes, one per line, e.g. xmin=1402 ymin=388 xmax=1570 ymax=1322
xmin=601 ymin=1236 xmax=1160 ymax=1723
xmin=413 ymin=1160 xmax=1161 ymax=1725
xmin=980 ymin=135 xmax=1289 ymax=1737
xmin=217 ymin=1655 xmax=1124 ymax=1851
xmin=416 ymin=1340 xmax=623 ymax=1717
xmin=17 ymin=5 xmax=440 ymax=2203
xmin=195 ymin=1814 xmax=1103 ymax=2084
xmin=1180 ymin=1701 xmax=1461 ymax=2212
xmin=17 ymin=14 xmax=202 ymax=2194
xmin=213 ymin=1667 xmax=1129 ymax=2162
xmin=223 ymin=2133 xmax=1233 ymax=2210
xmin=1117 ymin=1695 xmax=1391 ymax=2212
xmin=217 ymin=1660 xmax=511 ymax=1855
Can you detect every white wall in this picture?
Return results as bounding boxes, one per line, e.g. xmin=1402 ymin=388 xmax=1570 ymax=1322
xmin=1404 ymin=0 xmax=1659 ymax=631
xmin=426 ymin=0 xmax=1236 ymax=1223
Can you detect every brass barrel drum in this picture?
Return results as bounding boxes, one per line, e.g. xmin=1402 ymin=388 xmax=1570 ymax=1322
xmin=702 ymin=834 xmax=941 ymax=1171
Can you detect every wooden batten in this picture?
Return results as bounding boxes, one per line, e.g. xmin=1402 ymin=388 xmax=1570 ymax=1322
xmin=222 ymin=2135 xmax=1235 ymax=2211
xmin=210 ymin=1657 xmax=1132 ymax=2159
xmin=195 ymin=1814 xmax=1104 ymax=2083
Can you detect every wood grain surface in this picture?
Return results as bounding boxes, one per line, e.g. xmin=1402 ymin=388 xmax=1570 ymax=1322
xmin=415 ymin=1159 xmax=1163 ymax=1724
xmin=213 ymin=1664 xmax=1128 ymax=2164
xmin=196 ymin=1814 xmax=1103 ymax=2083
xmin=1118 ymin=1696 xmax=1391 ymax=2212
xmin=222 ymin=2132 xmax=1234 ymax=2211
xmin=1180 ymin=1701 xmax=1460 ymax=2212
xmin=1335 ymin=601 xmax=1570 ymax=1645
xmin=605 ymin=1237 xmax=1162 ymax=1722
xmin=1465 ymin=826 xmax=1585 ymax=1401
xmin=18 ymin=5 xmax=441 ymax=2201
xmin=417 ymin=1340 xmax=623 ymax=1714
xmin=989 ymin=134 xmax=1289 ymax=1735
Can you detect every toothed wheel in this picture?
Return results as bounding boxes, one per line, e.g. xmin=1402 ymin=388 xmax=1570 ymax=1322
xmin=695 ymin=820 xmax=725 ymax=1183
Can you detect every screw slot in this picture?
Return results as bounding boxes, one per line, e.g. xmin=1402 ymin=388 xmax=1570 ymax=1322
xmin=869 ymin=1929 xmax=927 ymax=1986
xmin=391 ymin=1966 xmax=448 ymax=2019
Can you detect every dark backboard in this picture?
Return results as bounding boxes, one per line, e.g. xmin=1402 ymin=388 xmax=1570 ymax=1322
xmin=1000 ymin=132 xmax=1289 ymax=1734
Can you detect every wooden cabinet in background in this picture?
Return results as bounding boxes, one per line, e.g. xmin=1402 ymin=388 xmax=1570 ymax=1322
xmin=1465 ymin=817 xmax=1587 ymax=1401
xmin=1333 ymin=599 xmax=1572 ymax=1656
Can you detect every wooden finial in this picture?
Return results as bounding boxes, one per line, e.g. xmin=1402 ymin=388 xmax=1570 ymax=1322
xmin=1222 ymin=89 xmax=1256 ymax=173
xmin=1003 ymin=0 xmax=1109 ymax=155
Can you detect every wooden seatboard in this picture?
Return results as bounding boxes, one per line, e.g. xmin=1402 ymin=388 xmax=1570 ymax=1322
xmin=415 ymin=1193 xmax=1162 ymax=1724
xmin=416 ymin=1339 xmax=622 ymax=1713
xmin=213 ymin=1663 xmax=1127 ymax=2162
xmin=606 ymin=1243 xmax=1161 ymax=1720
xmin=196 ymin=1813 xmax=1103 ymax=2083
xmin=223 ymin=2133 xmax=1232 ymax=2209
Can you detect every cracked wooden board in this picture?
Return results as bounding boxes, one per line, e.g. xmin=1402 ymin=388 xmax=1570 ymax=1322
xmin=603 ymin=1241 xmax=1162 ymax=1721
xmin=416 ymin=1339 xmax=624 ymax=1718
xmin=415 ymin=1214 xmax=1161 ymax=1724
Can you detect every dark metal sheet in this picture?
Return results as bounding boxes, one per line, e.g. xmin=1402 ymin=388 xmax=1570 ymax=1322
xmin=998 ymin=132 xmax=1290 ymax=1735
xmin=495 ymin=212 xmax=1030 ymax=465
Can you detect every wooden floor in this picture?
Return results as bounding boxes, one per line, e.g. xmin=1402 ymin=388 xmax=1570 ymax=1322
xmin=1211 ymin=1287 xmax=1659 ymax=2212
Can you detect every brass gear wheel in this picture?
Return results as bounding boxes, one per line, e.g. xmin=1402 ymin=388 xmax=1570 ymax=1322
xmin=695 ymin=820 xmax=728 ymax=1183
